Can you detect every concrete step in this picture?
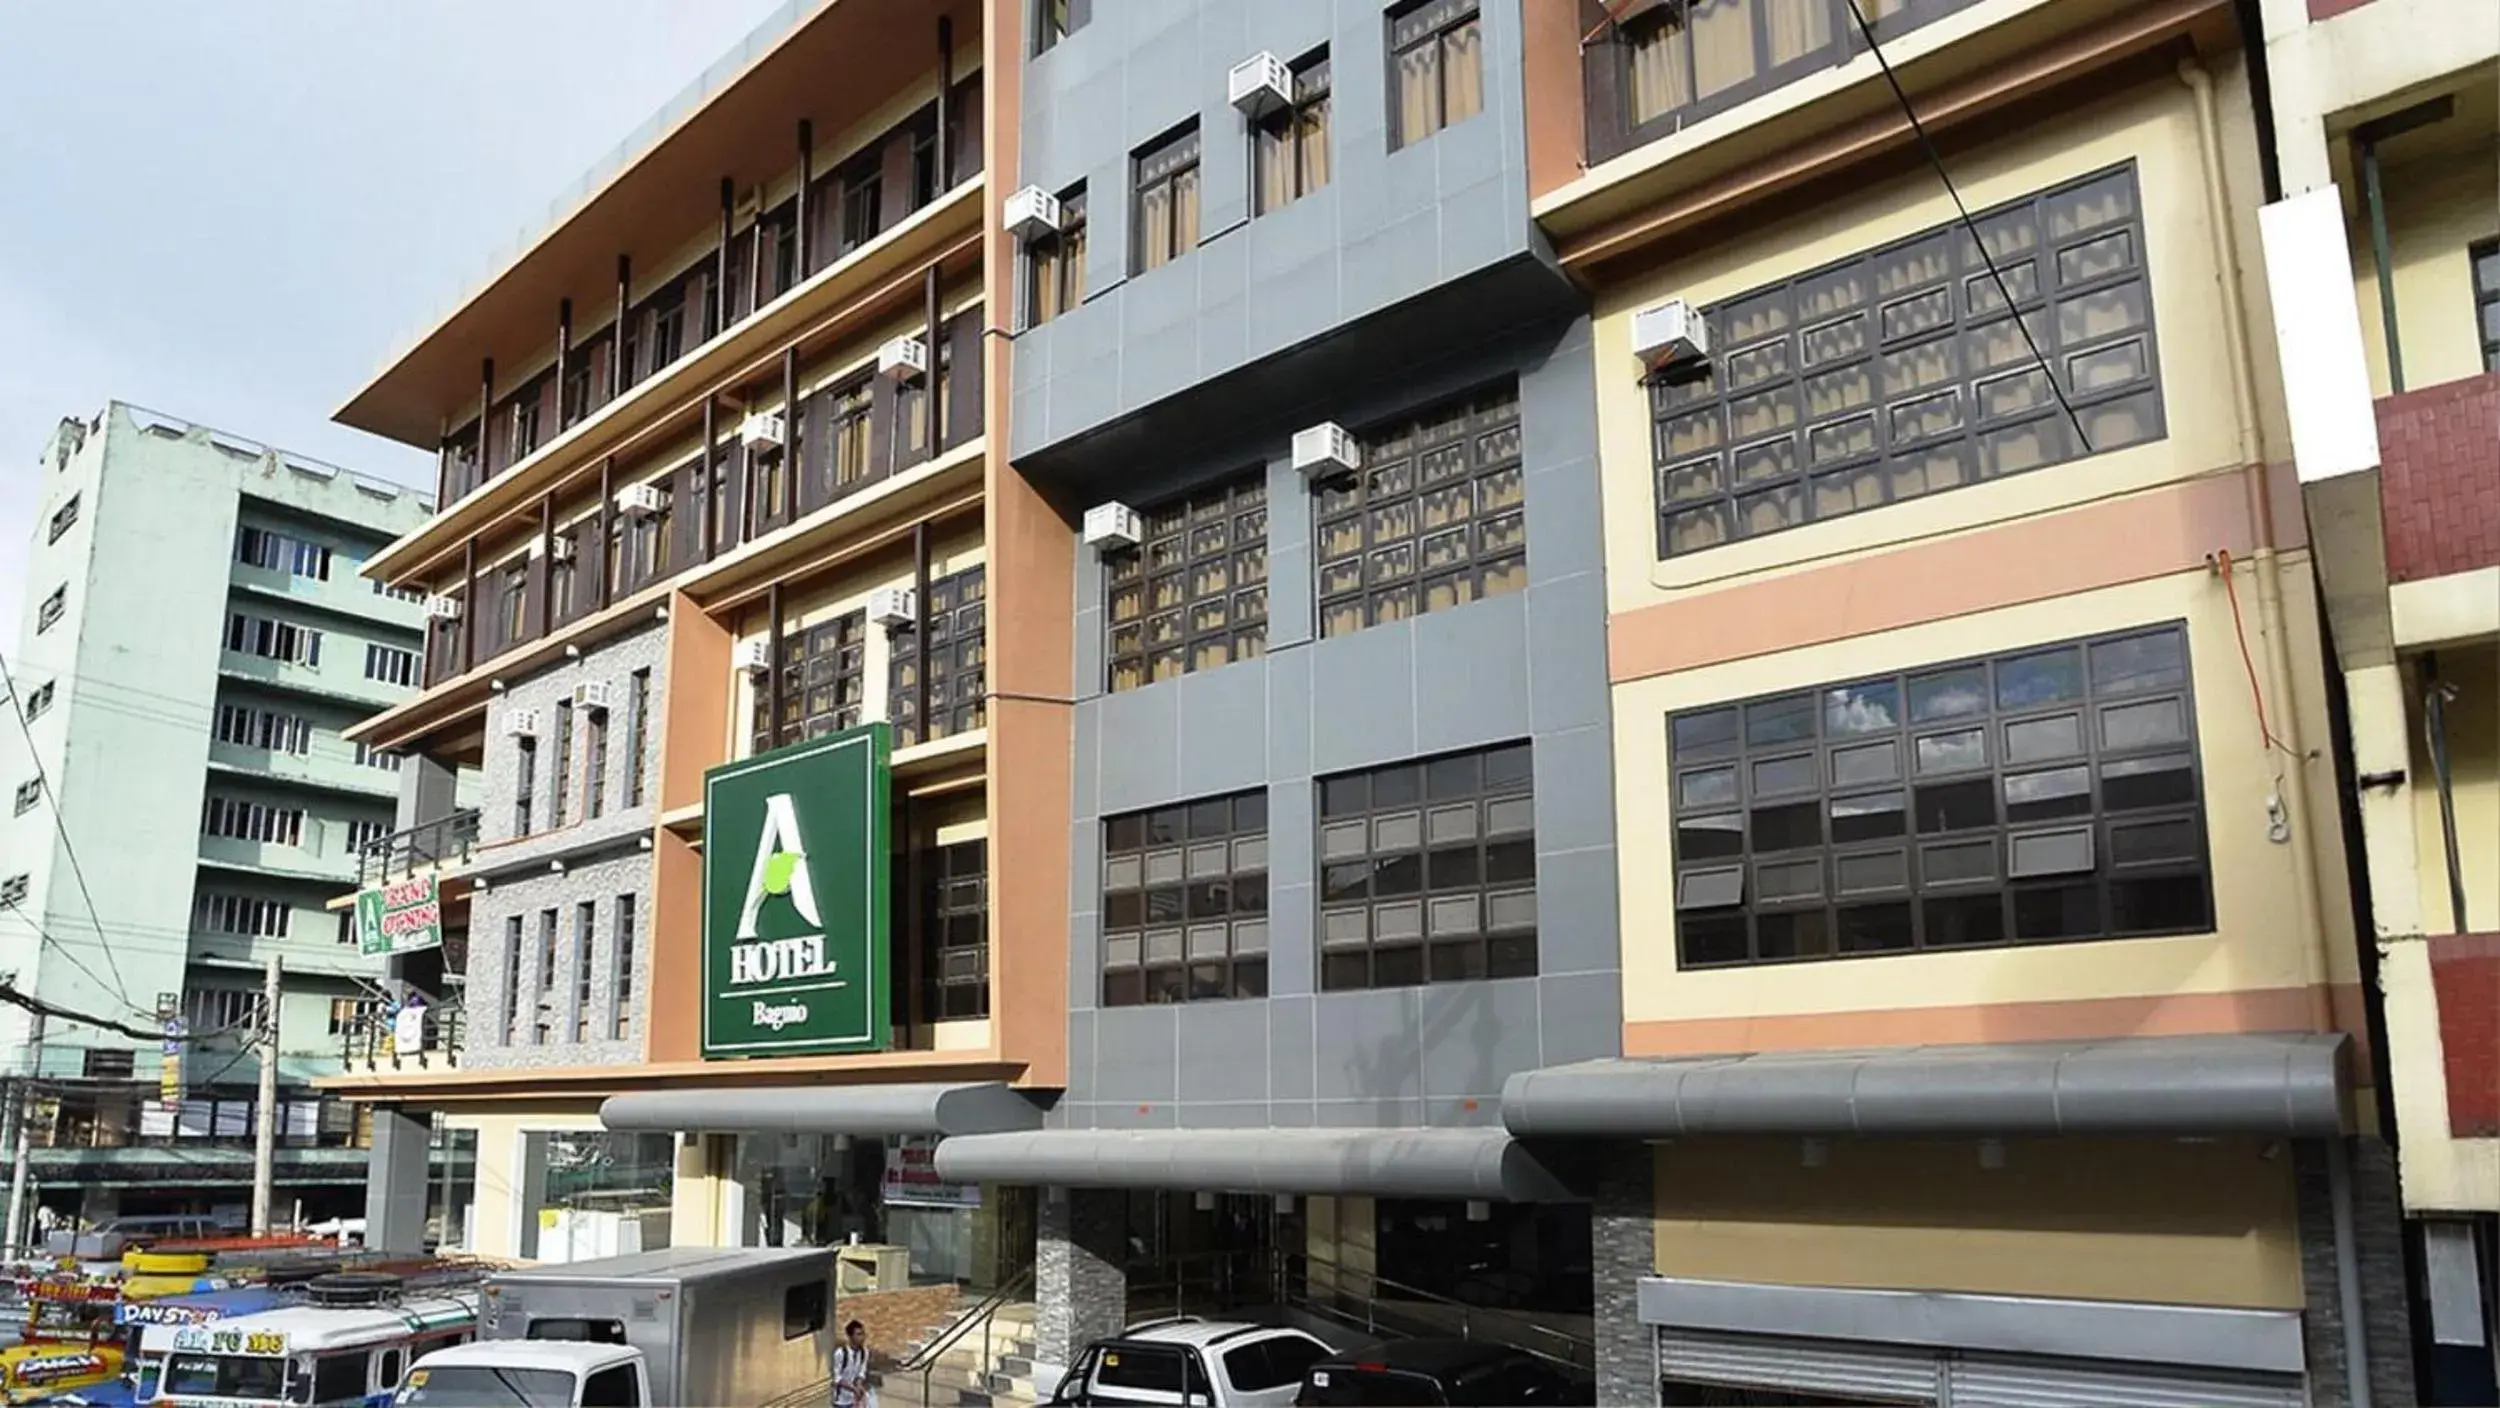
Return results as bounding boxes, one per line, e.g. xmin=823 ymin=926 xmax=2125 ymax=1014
xmin=871 ymin=1367 xmax=1035 ymax=1408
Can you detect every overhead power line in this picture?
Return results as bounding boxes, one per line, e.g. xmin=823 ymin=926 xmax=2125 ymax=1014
xmin=0 ymin=650 xmax=140 ymax=1015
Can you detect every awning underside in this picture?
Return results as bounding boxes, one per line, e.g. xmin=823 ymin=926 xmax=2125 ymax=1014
xmin=932 ymin=1127 xmax=1575 ymax=1201
xmin=599 ymin=1081 xmax=1043 ymax=1138
xmin=1502 ymin=1033 xmax=2350 ymax=1139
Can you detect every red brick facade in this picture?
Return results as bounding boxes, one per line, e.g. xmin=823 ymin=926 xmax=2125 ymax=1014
xmin=2428 ymin=932 xmax=2500 ymax=1138
xmin=2377 ymin=372 xmax=2500 ymax=583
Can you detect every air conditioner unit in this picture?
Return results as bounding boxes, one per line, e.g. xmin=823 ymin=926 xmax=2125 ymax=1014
xmin=877 ymin=336 xmax=929 ymax=383
xmin=549 ymin=535 xmax=577 ymax=563
xmin=423 ymin=595 xmax=464 ymax=621
xmin=1229 ymin=52 xmax=1292 ymax=118
xmin=503 ymin=707 xmax=540 ymax=738
xmin=572 ymin=679 xmax=612 ymax=712
xmin=1082 ymin=502 xmax=1143 ymax=552
xmin=734 ymin=638 xmax=773 ymax=674
xmin=1005 ymin=185 xmax=1062 ymax=241
xmin=615 ymin=482 xmax=669 ymax=518
xmin=1291 ymin=422 xmax=1361 ymax=480
xmin=1631 ymin=298 xmax=1711 ymax=373
xmin=867 ymin=586 xmax=917 ymax=629
xmin=739 ymin=412 xmax=786 ymax=448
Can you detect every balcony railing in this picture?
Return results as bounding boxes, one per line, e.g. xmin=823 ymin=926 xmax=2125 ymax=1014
xmin=340 ymin=1002 xmax=468 ymax=1074
xmin=356 ymin=809 xmax=482 ymax=886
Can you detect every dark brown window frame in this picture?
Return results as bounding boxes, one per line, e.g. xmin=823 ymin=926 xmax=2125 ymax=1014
xmin=1105 ymin=469 xmax=1270 ymax=693
xmin=1025 ymin=186 xmax=1088 ymax=329
xmin=1132 ymin=123 xmax=1202 ymax=276
xmin=1033 ymin=0 xmax=1091 ymax=55
xmin=1668 ymin=622 xmax=2213 ymax=970
xmin=752 ymin=608 xmax=867 ymax=754
xmin=1387 ymin=0 xmax=1484 ymax=152
xmin=925 ymin=838 xmax=990 ymax=1020
xmin=625 ymin=668 xmax=651 ymax=808
xmin=1316 ymin=383 xmax=1526 ymax=640
xmin=1653 ymin=162 xmax=2166 ymax=558
xmin=2473 ymin=236 xmax=2500 ymax=372
xmin=1102 ymin=790 xmax=1269 ymax=1007
xmin=1255 ymin=52 xmax=1333 ymax=215
xmin=1318 ymin=742 xmax=1537 ymax=992
xmin=889 ymin=564 xmax=987 ymax=747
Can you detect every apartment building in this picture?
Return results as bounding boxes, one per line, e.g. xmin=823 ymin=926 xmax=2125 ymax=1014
xmin=2253 ymin=0 xmax=2499 ymax=1399
xmin=0 ymin=403 xmax=435 ymax=1226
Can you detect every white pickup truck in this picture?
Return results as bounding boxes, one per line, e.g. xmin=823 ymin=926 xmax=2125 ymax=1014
xmin=393 ymin=1340 xmax=652 ymax=1408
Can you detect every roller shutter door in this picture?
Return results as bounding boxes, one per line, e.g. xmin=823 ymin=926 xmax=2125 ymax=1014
xmin=1657 ymin=1330 xmax=2305 ymax=1408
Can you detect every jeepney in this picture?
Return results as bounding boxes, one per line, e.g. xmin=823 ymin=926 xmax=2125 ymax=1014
xmin=139 ymin=1294 xmax=476 ymax=1408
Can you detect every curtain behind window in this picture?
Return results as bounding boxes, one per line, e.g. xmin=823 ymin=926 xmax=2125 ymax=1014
xmin=1690 ymin=0 xmax=1758 ymax=100
xmin=1441 ymin=18 xmax=1483 ymax=127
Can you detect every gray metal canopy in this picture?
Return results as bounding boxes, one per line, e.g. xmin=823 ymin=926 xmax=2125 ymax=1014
xmin=1501 ymin=1033 xmax=2350 ymax=1139
xmin=599 ymin=1081 xmax=1043 ymax=1138
xmin=932 ymin=1127 xmax=1575 ymax=1201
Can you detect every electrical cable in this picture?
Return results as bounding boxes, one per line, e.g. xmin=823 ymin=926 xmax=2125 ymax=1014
xmin=0 ymin=980 xmax=253 ymax=1044
xmin=0 ymin=650 xmax=140 ymax=1014
xmin=2213 ymin=548 xmax=2299 ymax=760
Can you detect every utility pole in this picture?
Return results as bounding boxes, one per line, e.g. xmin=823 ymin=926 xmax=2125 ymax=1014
xmin=6 ymin=1010 xmax=46 ymax=1256
xmin=250 ymin=956 xmax=280 ymax=1236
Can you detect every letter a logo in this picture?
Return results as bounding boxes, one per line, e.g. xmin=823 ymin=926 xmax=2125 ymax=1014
xmin=737 ymin=793 xmax=822 ymax=940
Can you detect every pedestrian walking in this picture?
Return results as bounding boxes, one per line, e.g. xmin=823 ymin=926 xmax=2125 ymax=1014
xmin=833 ymin=1318 xmax=874 ymax=1408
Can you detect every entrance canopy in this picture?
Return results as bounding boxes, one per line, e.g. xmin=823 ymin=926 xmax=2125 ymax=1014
xmin=1502 ymin=1033 xmax=2350 ymax=1139
xmin=599 ymin=1081 xmax=1043 ymax=1137
xmin=932 ymin=1127 xmax=1575 ymax=1201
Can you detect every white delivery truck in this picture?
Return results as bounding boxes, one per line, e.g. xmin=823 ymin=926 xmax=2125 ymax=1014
xmin=393 ymin=1247 xmax=835 ymax=1408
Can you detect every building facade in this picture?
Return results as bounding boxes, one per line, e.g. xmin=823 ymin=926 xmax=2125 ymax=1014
xmin=0 ymin=402 xmax=438 ymax=1226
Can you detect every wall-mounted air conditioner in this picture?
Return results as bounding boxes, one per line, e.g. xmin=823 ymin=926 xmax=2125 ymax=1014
xmin=734 ymin=638 xmax=773 ymax=674
xmin=1082 ymin=502 xmax=1143 ymax=552
xmin=573 ymin=679 xmax=612 ymax=712
xmin=423 ymin=595 xmax=464 ymax=621
xmin=1005 ymin=186 xmax=1062 ymax=241
xmin=739 ymin=412 xmax=786 ymax=448
xmin=1229 ymin=52 xmax=1292 ymax=118
xmin=503 ymin=708 xmax=540 ymax=738
xmin=549 ymin=536 xmax=577 ymax=563
xmin=615 ymin=482 xmax=669 ymax=518
xmin=1631 ymin=298 xmax=1710 ymax=373
xmin=1292 ymin=422 xmax=1361 ymax=480
xmin=877 ymin=336 xmax=928 ymax=383
xmin=867 ymin=586 xmax=917 ymax=629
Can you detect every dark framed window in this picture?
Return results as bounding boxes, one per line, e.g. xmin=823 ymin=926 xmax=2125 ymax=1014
xmin=889 ymin=565 xmax=986 ymax=747
xmin=1654 ymin=163 xmax=2164 ymax=556
xmin=752 ymin=610 xmax=867 ymax=753
xmin=625 ymin=669 xmax=651 ymax=807
xmin=613 ymin=893 xmax=638 ymax=1040
xmin=533 ymin=908 xmax=558 ymax=1045
xmin=561 ymin=339 xmax=602 ymax=428
xmin=23 ymin=683 xmax=52 ymax=721
xmin=504 ymin=916 xmax=526 ymax=1043
xmin=1669 ymin=623 xmax=2212 ymax=969
xmin=824 ymin=377 xmax=874 ymax=496
xmin=1255 ymin=53 xmax=1333 ymax=215
xmin=500 ymin=561 xmax=528 ymax=644
xmin=514 ymin=735 xmax=537 ymax=835
xmin=1388 ymin=0 xmax=1483 ymax=152
xmin=365 ymin=644 xmax=418 ymax=686
xmin=1132 ymin=124 xmax=1201 ymax=275
xmin=2474 ymin=238 xmax=2500 ymax=372
xmin=510 ymin=379 xmax=546 ymax=463
xmin=37 ymin=587 xmax=65 ymax=634
xmin=1034 ymin=0 xmax=1090 ymax=55
xmin=585 ymin=706 xmax=608 ymax=819
xmin=550 ymin=701 xmax=574 ymax=826
xmin=925 ymin=839 xmax=990 ymax=1020
xmin=1319 ymin=743 xmax=1536 ymax=991
xmin=1316 ymin=384 xmax=1525 ymax=640
xmin=47 ymin=496 xmax=77 ymax=544
xmin=13 ymin=780 xmax=41 ymax=816
xmin=1026 ymin=186 xmax=1087 ymax=328
xmin=839 ymin=158 xmax=883 ymax=254
xmin=1102 ymin=791 xmax=1268 ymax=1006
xmin=1106 ymin=470 xmax=1268 ymax=692
xmin=572 ymin=901 xmax=596 ymax=1041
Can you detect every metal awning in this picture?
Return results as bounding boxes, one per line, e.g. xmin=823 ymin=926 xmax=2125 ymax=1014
xmin=599 ymin=1081 xmax=1043 ymax=1138
xmin=932 ymin=1128 xmax=1575 ymax=1201
xmin=1501 ymin=1033 xmax=2350 ymax=1139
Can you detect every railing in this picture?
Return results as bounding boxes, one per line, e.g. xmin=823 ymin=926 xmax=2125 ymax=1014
xmin=339 ymin=1003 xmax=466 ymax=1072
xmin=898 ymin=1264 xmax=1036 ymax=1405
xmin=1283 ymin=1253 xmax=1596 ymax=1371
xmin=357 ymin=809 xmax=481 ymax=886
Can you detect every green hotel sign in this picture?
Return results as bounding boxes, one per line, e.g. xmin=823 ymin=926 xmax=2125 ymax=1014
xmin=356 ymin=874 xmax=443 ymax=956
xmin=702 ymin=724 xmax=892 ymax=1059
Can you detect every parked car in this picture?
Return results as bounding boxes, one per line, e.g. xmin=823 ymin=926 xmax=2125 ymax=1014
xmin=1050 ymin=1318 xmax=1336 ymax=1407
xmin=1293 ymin=1339 xmax=1593 ymax=1406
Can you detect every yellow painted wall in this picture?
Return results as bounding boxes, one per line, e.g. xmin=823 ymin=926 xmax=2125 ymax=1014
xmin=2349 ymin=133 xmax=2500 ymax=398
xmin=443 ymin=1105 xmax=609 ymax=1260
xmin=2409 ymin=639 xmax=2500 ymax=933
xmin=1654 ymin=1137 xmax=2305 ymax=1309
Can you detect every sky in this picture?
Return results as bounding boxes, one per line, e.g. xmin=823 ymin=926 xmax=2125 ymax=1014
xmin=0 ymin=0 xmax=788 ymax=636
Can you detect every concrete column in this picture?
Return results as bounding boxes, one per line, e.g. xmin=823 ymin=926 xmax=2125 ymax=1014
xmin=395 ymin=752 xmax=461 ymax=832
xmin=2295 ymin=1136 xmax=2419 ymax=1407
xmin=1036 ymin=1187 xmax=1126 ymax=1371
xmin=1592 ymin=1144 xmax=1657 ymax=1408
xmin=363 ymin=1104 xmax=433 ymax=1253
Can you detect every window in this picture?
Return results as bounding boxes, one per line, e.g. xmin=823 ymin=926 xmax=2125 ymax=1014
xmin=2475 ymin=238 xmax=2500 ymax=372
xmin=372 ymin=578 xmax=424 ymax=603
xmin=515 ymin=736 xmax=538 ymax=835
xmin=22 ymin=683 xmax=52 ymax=721
xmin=217 ymin=705 xmax=312 ymax=755
xmin=551 ymin=701 xmax=574 ymax=826
xmin=1316 ymin=384 xmax=1525 ymax=639
xmin=310 ymin=1353 xmax=365 ymax=1405
xmin=1033 ymin=0 xmax=1090 ymax=54
xmin=36 ymin=587 xmax=65 ymax=634
xmin=562 ymin=349 xmax=600 ymax=429
xmin=613 ymin=893 xmax=638 ymax=1040
xmin=840 ymin=160 xmax=883 ymax=253
xmin=509 ymin=382 xmax=545 ymax=463
xmin=82 ymin=1048 xmax=134 ymax=1080
xmin=1319 ymin=743 xmax=1536 ymax=991
xmin=1225 ymin=1336 xmax=1331 ymax=1394
xmin=573 ymin=902 xmax=596 ymax=1042
xmin=500 ymin=561 xmax=528 ymax=644
xmin=201 ymin=797 xmax=306 ymax=846
xmin=647 ymin=286 xmax=688 ymax=373
xmin=327 ymin=997 xmax=379 ymax=1036
xmin=534 ymin=909 xmax=558 ymax=1045
xmin=1025 ymin=187 xmax=1087 ymax=328
xmin=1669 ymin=625 xmax=2210 ymax=968
xmin=1102 ymin=791 xmax=1268 ymax=1006
xmin=888 ymin=565 xmax=986 ymax=747
xmin=504 ymin=916 xmax=527 ymax=1043
xmin=926 ymin=839 xmax=990 ymax=1019
xmin=827 ymin=378 xmax=874 ymax=493
xmin=581 ymin=1365 xmax=643 ymax=1408
xmin=0 ymin=875 xmax=26 ymax=906
xmin=625 ymin=670 xmax=651 ymax=807
xmin=782 ymin=1281 xmax=829 ymax=1341
xmin=1255 ymin=53 xmax=1332 ymax=215
xmin=1654 ymin=164 xmax=2163 ymax=556
xmin=585 ymin=708 xmax=608 ymax=819
xmin=13 ymin=780 xmax=40 ymax=816
xmin=195 ymin=892 xmax=290 ymax=938
xmin=1107 ymin=471 xmax=1269 ymax=691
xmin=226 ymin=613 xmax=322 ymax=666
xmin=46 ymin=496 xmax=77 ymax=544
xmin=753 ymin=610 xmax=867 ymax=754
xmin=1132 ymin=124 xmax=1201 ymax=275
xmin=346 ymin=819 xmax=391 ymax=854
xmin=336 ymin=910 xmax=355 ymax=944
xmin=353 ymin=742 xmax=403 ymax=771
xmin=185 ymin=987 xmax=256 ymax=1033
xmin=1389 ymin=0 xmax=1483 ymax=151
xmin=235 ymin=525 xmax=333 ymax=580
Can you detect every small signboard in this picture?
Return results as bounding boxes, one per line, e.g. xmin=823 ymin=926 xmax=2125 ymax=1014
xmin=393 ymin=1003 xmax=426 ymax=1054
xmin=357 ymin=873 xmax=444 ymax=956
xmin=158 ymin=1017 xmax=186 ymax=1112
xmin=881 ymin=1136 xmax=981 ymax=1209
xmin=172 ymin=1326 xmax=289 ymax=1357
